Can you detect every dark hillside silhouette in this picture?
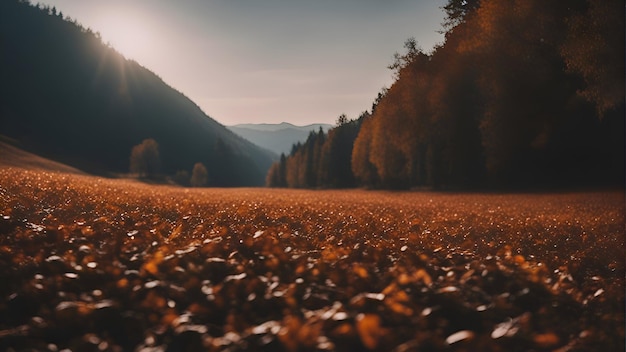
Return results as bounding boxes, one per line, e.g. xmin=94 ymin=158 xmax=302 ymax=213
xmin=0 ymin=0 xmax=274 ymax=186
xmin=0 ymin=136 xmax=84 ymax=174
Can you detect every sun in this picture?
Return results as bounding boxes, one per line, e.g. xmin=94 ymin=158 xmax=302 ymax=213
xmin=94 ymin=10 xmax=157 ymax=62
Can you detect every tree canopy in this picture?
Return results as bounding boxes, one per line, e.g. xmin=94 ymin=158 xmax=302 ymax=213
xmin=269 ymin=0 xmax=624 ymax=190
xmin=129 ymin=139 xmax=161 ymax=178
xmin=190 ymin=162 xmax=209 ymax=187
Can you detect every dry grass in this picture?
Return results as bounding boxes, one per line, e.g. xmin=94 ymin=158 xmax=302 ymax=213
xmin=0 ymin=167 xmax=623 ymax=351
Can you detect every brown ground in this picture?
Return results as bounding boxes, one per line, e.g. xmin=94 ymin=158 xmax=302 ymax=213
xmin=0 ymin=167 xmax=624 ymax=351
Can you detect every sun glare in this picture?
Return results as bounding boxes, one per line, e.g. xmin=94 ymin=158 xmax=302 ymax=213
xmin=95 ymin=11 xmax=156 ymax=62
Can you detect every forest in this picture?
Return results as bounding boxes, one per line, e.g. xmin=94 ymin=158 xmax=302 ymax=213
xmin=267 ymin=0 xmax=625 ymax=190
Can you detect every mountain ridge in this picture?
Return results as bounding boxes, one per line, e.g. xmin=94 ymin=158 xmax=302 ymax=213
xmin=229 ymin=122 xmax=333 ymax=132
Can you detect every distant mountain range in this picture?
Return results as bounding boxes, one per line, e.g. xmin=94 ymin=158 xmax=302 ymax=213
xmin=228 ymin=123 xmax=333 ymax=156
xmin=0 ymin=1 xmax=274 ymax=186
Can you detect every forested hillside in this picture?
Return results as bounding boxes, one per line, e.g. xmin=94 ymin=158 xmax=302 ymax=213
xmin=269 ymin=0 xmax=624 ymax=189
xmin=228 ymin=123 xmax=332 ymax=156
xmin=0 ymin=0 xmax=274 ymax=186
xmin=266 ymin=114 xmax=363 ymax=188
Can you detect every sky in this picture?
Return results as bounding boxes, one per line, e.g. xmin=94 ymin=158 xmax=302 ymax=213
xmin=38 ymin=0 xmax=446 ymax=126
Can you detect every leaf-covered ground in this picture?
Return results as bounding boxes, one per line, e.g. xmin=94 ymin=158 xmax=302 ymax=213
xmin=0 ymin=168 xmax=623 ymax=351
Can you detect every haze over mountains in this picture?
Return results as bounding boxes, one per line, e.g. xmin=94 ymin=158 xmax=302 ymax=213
xmin=0 ymin=1 xmax=274 ymax=186
xmin=227 ymin=123 xmax=332 ymax=156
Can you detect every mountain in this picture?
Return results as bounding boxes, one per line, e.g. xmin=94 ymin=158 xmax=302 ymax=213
xmin=0 ymin=0 xmax=274 ymax=186
xmin=228 ymin=123 xmax=333 ymax=156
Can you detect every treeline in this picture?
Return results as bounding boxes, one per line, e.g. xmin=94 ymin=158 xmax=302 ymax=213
xmin=268 ymin=0 xmax=624 ymax=189
xmin=266 ymin=114 xmax=363 ymax=188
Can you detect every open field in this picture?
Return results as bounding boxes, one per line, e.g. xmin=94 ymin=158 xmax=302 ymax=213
xmin=0 ymin=167 xmax=624 ymax=351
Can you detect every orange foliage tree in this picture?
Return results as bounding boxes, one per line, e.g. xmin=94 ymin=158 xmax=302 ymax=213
xmin=129 ymin=138 xmax=161 ymax=178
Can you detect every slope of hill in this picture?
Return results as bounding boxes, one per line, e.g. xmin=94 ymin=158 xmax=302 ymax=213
xmin=0 ymin=0 xmax=274 ymax=186
xmin=0 ymin=137 xmax=84 ymax=174
xmin=228 ymin=123 xmax=332 ymax=155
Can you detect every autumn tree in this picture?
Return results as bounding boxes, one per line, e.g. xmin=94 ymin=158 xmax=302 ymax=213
xmin=190 ymin=162 xmax=208 ymax=187
xmin=368 ymin=105 xmax=409 ymax=188
xmin=336 ymin=113 xmax=348 ymax=126
xmin=266 ymin=162 xmax=281 ymax=187
xmin=457 ymin=0 xmax=588 ymax=185
xmin=318 ymin=115 xmax=361 ymax=188
xmin=284 ymin=143 xmax=301 ymax=188
xmin=129 ymin=138 xmax=161 ymax=178
xmin=272 ymin=117 xmax=361 ymax=189
xmin=365 ymin=40 xmax=433 ymax=188
xmin=351 ymin=114 xmax=379 ymax=187
xmin=427 ymin=21 xmax=486 ymax=188
xmin=266 ymin=154 xmax=288 ymax=187
xmin=268 ymin=0 xmax=624 ymax=189
xmin=280 ymin=130 xmax=326 ymax=188
xmin=370 ymin=87 xmax=388 ymax=115
xmin=561 ymin=0 xmax=625 ymax=117
xmin=442 ymin=0 xmax=481 ymax=28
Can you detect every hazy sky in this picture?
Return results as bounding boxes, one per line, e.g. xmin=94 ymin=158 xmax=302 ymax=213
xmin=39 ymin=0 xmax=446 ymax=126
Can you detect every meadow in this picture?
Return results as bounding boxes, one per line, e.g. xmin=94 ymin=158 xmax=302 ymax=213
xmin=0 ymin=167 xmax=623 ymax=351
